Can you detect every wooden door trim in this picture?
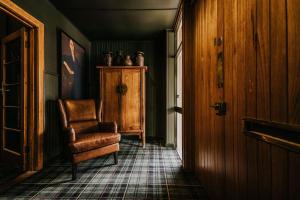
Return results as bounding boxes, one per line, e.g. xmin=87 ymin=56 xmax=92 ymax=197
xmin=0 ymin=0 xmax=45 ymax=171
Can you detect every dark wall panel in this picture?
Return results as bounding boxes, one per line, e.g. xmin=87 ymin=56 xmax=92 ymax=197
xmin=289 ymin=152 xmax=300 ymax=200
xmin=257 ymin=0 xmax=270 ymax=120
xmin=270 ymin=0 xmax=288 ymax=123
xmin=287 ymin=0 xmax=300 ymax=125
xmin=271 ymin=146 xmax=289 ymax=200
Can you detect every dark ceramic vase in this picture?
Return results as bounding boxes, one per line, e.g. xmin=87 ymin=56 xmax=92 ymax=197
xmin=135 ymin=51 xmax=144 ymax=66
xmin=113 ymin=51 xmax=124 ymax=66
xmin=103 ymin=51 xmax=112 ymax=66
xmin=124 ymin=54 xmax=133 ymax=66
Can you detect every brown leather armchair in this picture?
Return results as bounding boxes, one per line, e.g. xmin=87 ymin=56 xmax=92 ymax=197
xmin=58 ymin=99 xmax=120 ymax=180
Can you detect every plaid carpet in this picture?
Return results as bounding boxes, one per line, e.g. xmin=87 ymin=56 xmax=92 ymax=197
xmin=0 ymin=138 xmax=208 ymax=199
xmin=0 ymin=164 xmax=21 ymax=185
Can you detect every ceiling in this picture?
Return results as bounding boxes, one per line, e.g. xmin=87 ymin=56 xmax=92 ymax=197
xmin=49 ymin=0 xmax=180 ymax=40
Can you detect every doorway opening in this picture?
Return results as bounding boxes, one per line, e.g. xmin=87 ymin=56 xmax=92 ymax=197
xmin=175 ymin=13 xmax=183 ymax=159
xmin=0 ymin=0 xmax=44 ymax=189
xmin=0 ymin=13 xmax=31 ymax=183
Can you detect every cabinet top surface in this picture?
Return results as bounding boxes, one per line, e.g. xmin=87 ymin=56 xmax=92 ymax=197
xmin=97 ymin=66 xmax=148 ymax=70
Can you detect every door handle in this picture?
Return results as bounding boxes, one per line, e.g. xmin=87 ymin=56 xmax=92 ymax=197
xmin=210 ymin=102 xmax=226 ymax=116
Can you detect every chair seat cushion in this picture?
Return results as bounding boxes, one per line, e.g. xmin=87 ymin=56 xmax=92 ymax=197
xmin=70 ymin=132 xmax=121 ymax=153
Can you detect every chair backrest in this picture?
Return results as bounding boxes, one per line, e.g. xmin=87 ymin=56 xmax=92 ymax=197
xmin=58 ymin=99 xmax=102 ymax=134
xmin=64 ymin=99 xmax=97 ymax=122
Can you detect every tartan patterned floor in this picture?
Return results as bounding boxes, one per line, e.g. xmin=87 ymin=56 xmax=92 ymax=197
xmin=0 ymin=138 xmax=208 ymax=199
xmin=0 ymin=164 xmax=21 ymax=185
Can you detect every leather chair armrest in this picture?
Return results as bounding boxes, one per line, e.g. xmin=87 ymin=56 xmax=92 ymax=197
xmin=67 ymin=127 xmax=76 ymax=143
xmin=98 ymin=121 xmax=117 ymax=133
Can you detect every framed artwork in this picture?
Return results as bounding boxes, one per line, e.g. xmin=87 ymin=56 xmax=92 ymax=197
xmin=60 ymin=31 xmax=86 ymax=99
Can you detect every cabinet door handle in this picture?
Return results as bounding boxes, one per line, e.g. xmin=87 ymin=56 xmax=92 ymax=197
xmin=116 ymin=83 xmax=128 ymax=95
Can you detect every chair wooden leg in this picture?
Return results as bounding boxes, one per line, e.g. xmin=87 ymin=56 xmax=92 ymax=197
xmin=72 ymin=163 xmax=77 ymax=180
xmin=113 ymin=152 xmax=118 ymax=165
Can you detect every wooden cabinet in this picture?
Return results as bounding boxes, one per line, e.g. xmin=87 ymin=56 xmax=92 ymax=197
xmin=97 ymin=66 xmax=146 ymax=147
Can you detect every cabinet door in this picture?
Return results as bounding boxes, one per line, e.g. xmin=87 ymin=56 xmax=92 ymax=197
xmin=121 ymin=69 xmax=141 ymax=131
xmin=101 ymin=69 xmax=121 ymax=127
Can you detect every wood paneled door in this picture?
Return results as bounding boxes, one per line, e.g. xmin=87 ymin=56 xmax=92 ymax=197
xmin=0 ymin=28 xmax=28 ymax=172
xmin=192 ymin=0 xmax=226 ymax=199
xmin=183 ymin=0 xmax=300 ymax=199
xmin=98 ymin=66 xmax=146 ymax=147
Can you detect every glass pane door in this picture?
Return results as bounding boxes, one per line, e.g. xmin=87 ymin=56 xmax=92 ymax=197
xmin=1 ymin=28 xmax=27 ymax=171
xmin=3 ymin=37 xmax=21 ymax=153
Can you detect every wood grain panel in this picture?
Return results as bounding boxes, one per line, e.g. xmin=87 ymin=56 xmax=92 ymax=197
xmin=208 ymin=0 xmax=219 ymax=197
xmin=198 ymin=0 xmax=205 ymax=179
xmin=270 ymin=0 xmax=287 ymax=122
xmin=193 ymin=0 xmax=226 ymax=199
xmin=199 ymin=0 xmax=208 ymax=187
xmin=257 ymin=141 xmax=271 ymax=200
xmin=193 ymin=0 xmax=203 ymax=191
xmin=245 ymin=0 xmax=257 ymax=118
xmin=247 ymin=136 xmax=258 ymax=200
xmin=216 ymin=0 xmax=226 ymax=198
xmin=101 ymin=69 xmax=121 ymax=126
xmin=257 ymin=0 xmax=270 ymax=120
xmin=287 ymin=0 xmax=300 ymax=125
xmin=194 ymin=0 xmax=201 ymax=177
xmin=289 ymin=152 xmax=300 ymax=200
xmin=224 ymin=0 xmax=238 ymax=198
xmin=236 ymin=0 xmax=247 ymax=198
xmin=183 ymin=0 xmax=300 ymax=200
xmin=205 ymin=0 xmax=212 ymax=192
xmin=271 ymin=146 xmax=288 ymax=200
xmin=182 ymin=1 xmax=195 ymax=170
xmin=245 ymin=1 xmax=258 ymax=197
xmin=121 ymin=69 xmax=141 ymax=131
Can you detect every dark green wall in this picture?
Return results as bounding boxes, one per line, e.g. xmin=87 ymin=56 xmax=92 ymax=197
xmin=91 ymin=36 xmax=166 ymax=139
xmin=11 ymin=0 xmax=91 ymax=163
